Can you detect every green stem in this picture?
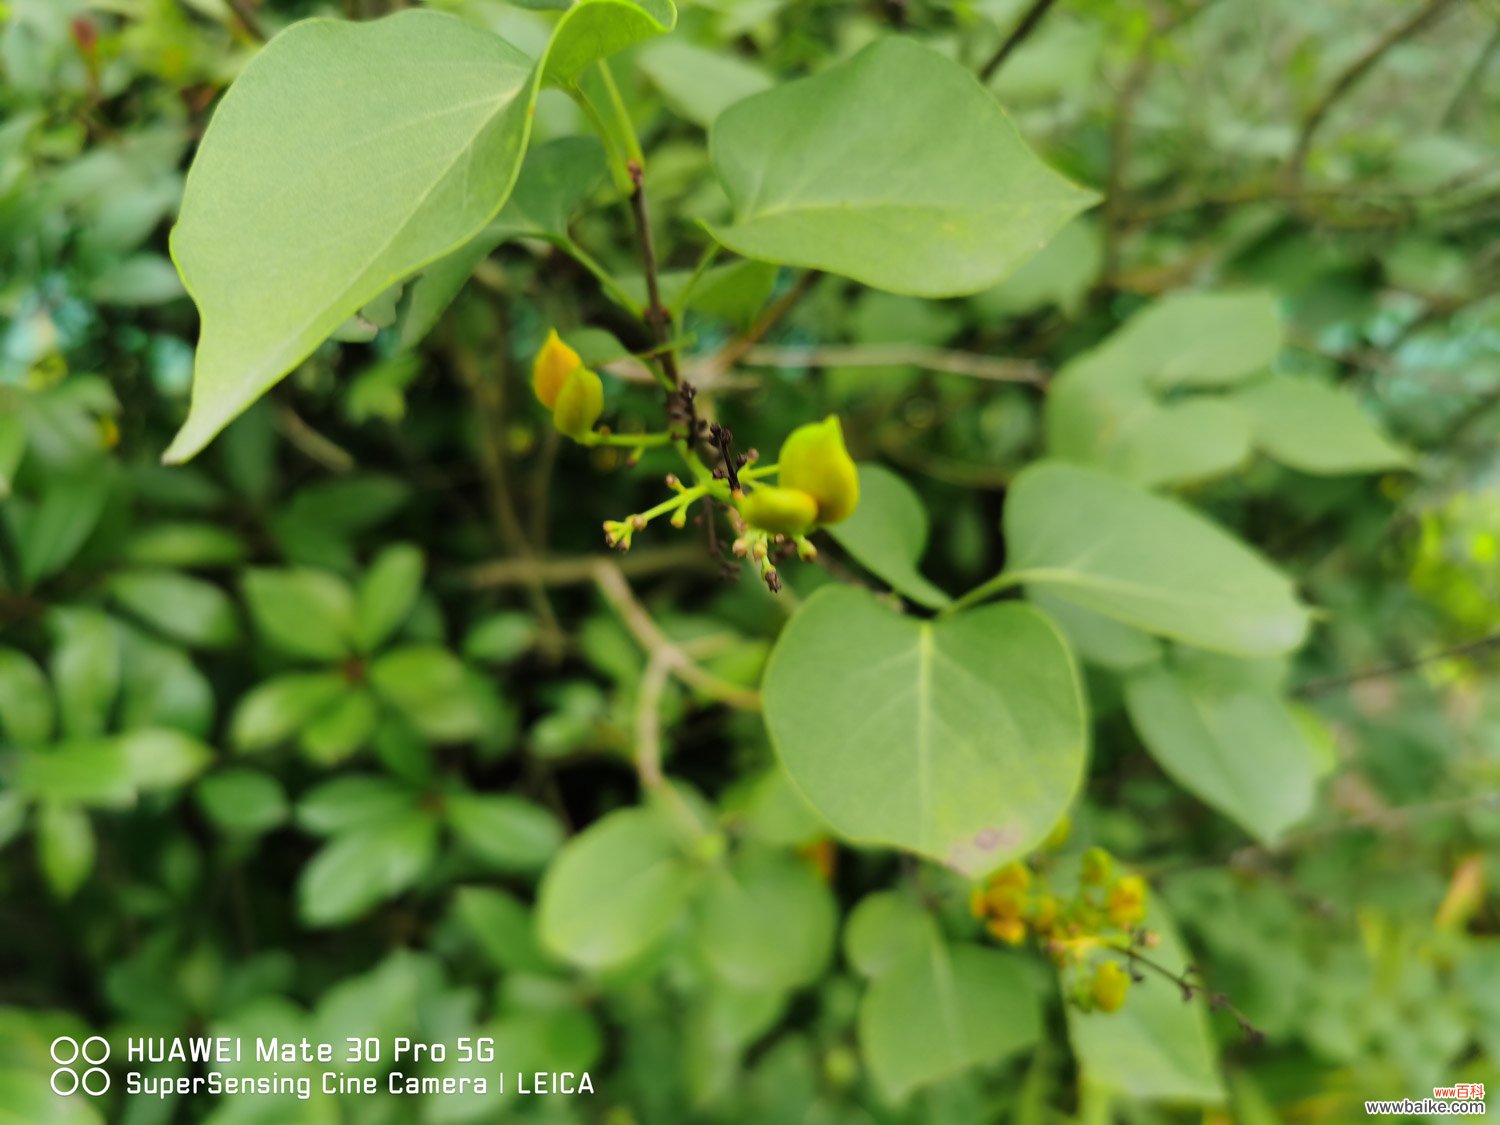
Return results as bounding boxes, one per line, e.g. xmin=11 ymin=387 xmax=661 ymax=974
xmin=598 ymin=60 xmax=644 ymax=167
xmin=944 ymin=569 xmax=1026 ymax=615
xmin=559 ymin=237 xmax=642 ymax=317
xmin=584 ymin=431 xmax=673 ymax=449
xmin=572 ymin=85 xmax=634 ymax=193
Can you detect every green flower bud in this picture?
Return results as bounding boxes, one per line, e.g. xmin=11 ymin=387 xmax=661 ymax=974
xmin=778 ymin=415 xmax=859 ymax=525
xmin=532 ymin=328 xmax=583 ymax=410
xmin=739 ymin=485 xmax=819 ymax=536
xmin=552 ymin=366 xmax=604 ymax=440
xmin=1081 ymin=846 xmax=1113 ymax=886
xmin=1090 ymin=959 xmax=1130 ymax=1013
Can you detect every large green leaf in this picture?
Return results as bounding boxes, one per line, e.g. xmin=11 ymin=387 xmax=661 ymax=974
xmin=844 ymin=891 xmax=937 ymax=979
xmin=693 ymin=850 xmax=837 ymax=990
xmin=446 ymin=792 xmax=563 ymax=873
xmin=709 ymin=37 xmax=1096 ymax=297
xmin=1072 ymin=291 xmax=1282 ymax=393
xmin=1045 ymin=291 xmax=1280 ymax=484
xmin=1124 ymin=656 xmax=1324 ymax=844
xmin=165 ymin=11 xmax=539 ymax=463
xmin=0 ymin=649 xmax=54 ymax=748
xmin=762 ymin=586 xmax=1086 ymax=875
xmin=827 ymin=464 xmax=951 ymax=610
xmin=242 ymin=569 xmax=356 ymax=662
xmin=1000 ymin=462 xmax=1310 ymax=657
xmin=353 ymin=543 xmax=424 ymax=654
xmin=36 ymin=803 xmax=95 ymax=899
xmin=107 ymin=569 xmax=240 ymax=650
xmin=1102 ymin=399 xmax=1254 ymax=489
xmin=298 ymin=811 xmax=439 ymax=927
xmin=536 ymin=807 xmax=698 ymax=971
xmin=49 ymin=609 xmax=120 ymax=741
xmin=393 ymin=136 xmax=609 ymax=350
xmin=369 ymin=646 xmax=483 ymax=742
xmin=1232 ymin=374 xmax=1411 ymax=475
xmin=859 ymin=929 xmax=1041 ymax=1102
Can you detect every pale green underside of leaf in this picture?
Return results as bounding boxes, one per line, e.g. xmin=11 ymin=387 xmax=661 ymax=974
xmin=1003 ymin=462 xmax=1310 ymax=657
xmin=708 ymin=37 xmax=1097 ymax=297
xmin=165 ymin=3 xmax=673 ymax=463
xmin=1125 ymin=659 xmax=1322 ymax=844
xmin=166 ymin=12 xmax=537 ymax=463
xmin=827 ymin=464 xmax=951 ymax=609
xmin=762 ymin=586 xmax=1086 ymax=876
xmin=1045 ymin=291 xmax=1280 ymax=485
xmin=1231 ymin=374 xmax=1412 ymax=474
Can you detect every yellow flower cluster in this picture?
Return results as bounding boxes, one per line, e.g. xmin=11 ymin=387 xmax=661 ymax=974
xmin=968 ymin=834 xmax=1153 ymax=1015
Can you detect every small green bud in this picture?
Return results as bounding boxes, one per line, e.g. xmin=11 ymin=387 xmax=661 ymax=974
xmin=778 ymin=415 xmax=859 ymax=525
xmin=553 ymin=366 xmax=604 ymax=440
xmin=532 ymin=328 xmax=583 ymax=410
xmin=739 ymin=485 xmax=819 ymax=536
xmin=1081 ymin=846 xmax=1113 ymax=886
xmin=1090 ymin=960 xmax=1130 ymax=1012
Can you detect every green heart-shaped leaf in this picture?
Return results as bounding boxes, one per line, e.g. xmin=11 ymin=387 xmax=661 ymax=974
xmin=763 ymin=586 xmax=1085 ymax=875
xmin=166 ymin=12 xmax=539 ymax=463
xmin=165 ymin=3 xmax=674 ymax=463
xmin=709 ymin=37 xmax=1097 ymax=297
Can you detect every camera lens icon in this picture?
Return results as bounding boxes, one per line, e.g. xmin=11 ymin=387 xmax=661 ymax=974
xmin=50 ymin=1036 xmax=110 ymax=1096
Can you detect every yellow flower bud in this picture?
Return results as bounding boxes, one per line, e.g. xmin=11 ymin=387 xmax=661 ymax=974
xmin=987 ymin=916 xmax=1027 ymax=946
xmin=552 ymin=366 xmax=603 ymax=440
xmin=1106 ymin=874 xmax=1147 ymax=930
xmin=990 ymin=861 xmax=1031 ymax=892
xmin=1091 ymin=960 xmax=1130 ymax=1012
xmin=778 ymin=415 xmax=859 ymax=525
xmin=532 ymin=329 xmax=584 ymax=410
xmin=1081 ymin=846 xmax=1113 ymax=886
xmin=969 ymin=886 xmax=989 ymax=920
xmin=739 ymin=485 xmax=819 ymax=536
xmin=1028 ymin=894 xmax=1060 ymax=934
xmin=984 ymin=885 xmax=1026 ymax=921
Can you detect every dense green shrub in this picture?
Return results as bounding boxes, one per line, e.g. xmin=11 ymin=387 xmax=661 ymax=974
xmin=2 ymin=0 xmax=1498 ymax=1121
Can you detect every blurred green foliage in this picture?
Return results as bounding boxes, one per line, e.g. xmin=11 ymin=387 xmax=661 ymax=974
xmin=2 ymin=0 xmax=1499 ymax=1123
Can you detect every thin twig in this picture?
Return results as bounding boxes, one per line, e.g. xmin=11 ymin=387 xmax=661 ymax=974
xmin=447 ymin=331 xmax=564 ymax=655
xmin=605 ymin=357 xmax=760 ymax=392
xmin=1296 ymin=631 xmax=1500 ymax=696
xmin=634 ymin=656 xmax=673 ymax=792
xmin=275 ymin=402 xmax=354 ymax=473
xmin=465 ymin=544 xmax=712 ymax=588
xmin=1441 ymin=21 xmax=1500 ymax=127
xmin=730 ymin=344 xmax=1047 ymax=385
xmin=224 ymin=0 xmax=266 ymax=41
xmin=707 ymin=270 xmax=821 ymax=374
xmin=1285 ymin=0 xmax=1461 ymax=193
xmin=593 ymin=560 xmax=760 ymax=710
xmin=979 ymin=0 xmax=1060 ymax=83
xmin=627 ymin=162 xmax=680 ymax=387
xmin=1107 ymin=940 xmax=1263 ymax=1045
